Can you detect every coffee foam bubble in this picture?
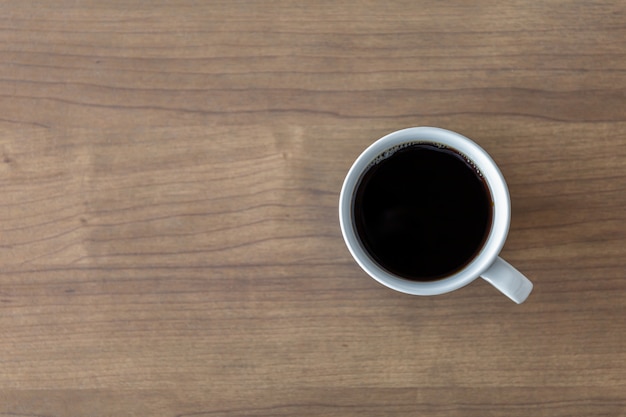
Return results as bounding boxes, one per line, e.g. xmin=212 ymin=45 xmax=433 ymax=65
xmin=368 ymin=141 xmax=484 ymax=178
xmin=367 ymin=141 xmax=420 ymax=168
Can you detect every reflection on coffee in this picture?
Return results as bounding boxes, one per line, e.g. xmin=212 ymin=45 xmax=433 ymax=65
xmin=353 ymin=143 xmax=493 ymax=281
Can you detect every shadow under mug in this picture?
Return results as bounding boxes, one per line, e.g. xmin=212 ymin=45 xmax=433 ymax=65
xmin=339 ymin=127 xmax=533 ymax=304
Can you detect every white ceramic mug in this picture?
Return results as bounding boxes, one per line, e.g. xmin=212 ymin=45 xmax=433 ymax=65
xmin=339 ymin=127 xmax=533 ymax=303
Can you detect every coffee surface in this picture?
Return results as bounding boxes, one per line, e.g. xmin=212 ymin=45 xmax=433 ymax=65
xmin=353 ymin=143 xmax=493 ymax=281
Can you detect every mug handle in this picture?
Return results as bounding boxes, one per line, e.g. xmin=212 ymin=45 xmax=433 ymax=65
xmin=480 ymin=257 xmax=533 ymax=304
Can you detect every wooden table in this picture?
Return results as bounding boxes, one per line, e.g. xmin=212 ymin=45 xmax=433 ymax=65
xmin=1 ymin=1 xmax=625 ymax=416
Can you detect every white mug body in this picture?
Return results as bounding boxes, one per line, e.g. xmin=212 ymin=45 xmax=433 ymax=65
xmin=339 ymin=127 xmax=532 ymax=303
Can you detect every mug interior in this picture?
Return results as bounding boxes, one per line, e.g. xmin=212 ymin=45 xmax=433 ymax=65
xmin=339 ymin=127 xmax=510 ymax=295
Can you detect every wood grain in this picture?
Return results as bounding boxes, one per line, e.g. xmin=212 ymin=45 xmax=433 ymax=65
xmin=1 ymin=1 xmax=625 ymax=416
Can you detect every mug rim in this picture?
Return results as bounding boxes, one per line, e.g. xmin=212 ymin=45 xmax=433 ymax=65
xmin=339 ymin=127 xmax=511 ymax=295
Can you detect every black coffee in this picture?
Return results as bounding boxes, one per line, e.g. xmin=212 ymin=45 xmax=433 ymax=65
xmin=353 ymin=143 xmax=492 ymax=281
